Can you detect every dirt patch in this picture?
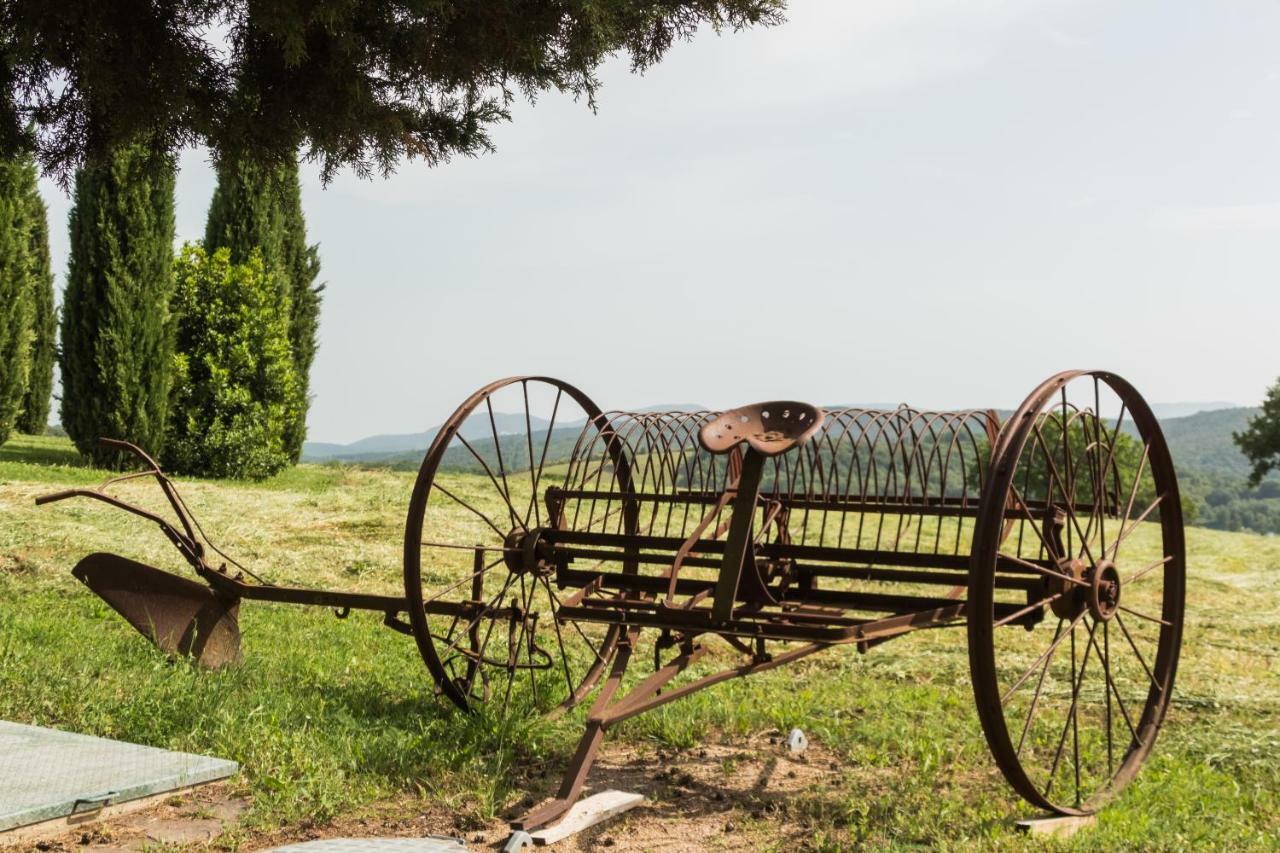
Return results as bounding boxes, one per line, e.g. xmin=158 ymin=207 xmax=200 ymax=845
xmin=1 ymin=785 xmax=249 ymax=852
xmin=3 ymin=733 xmax=854 ymax=851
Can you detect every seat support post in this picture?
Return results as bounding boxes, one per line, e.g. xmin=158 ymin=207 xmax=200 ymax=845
xmin=712 ymin=448 xmax=765 ymax=622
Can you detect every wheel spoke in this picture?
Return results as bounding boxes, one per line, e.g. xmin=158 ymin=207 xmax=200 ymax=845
xmin=1001 ymin=608 xmax=1089 ymax=705
xmin=1104 ymin=619 xmax=1113 ymax=776
xmin=518 ymin=574 xmax=540 ymax=709
xmin=544 ymin=581 xmax=606 ymax=664
xmin=1032 ymin=426 xmax=1095 ymax=567
xmin=431 ymin=483 xmax=508 ymax=539
xmin=993 ymin=590 xmax=1067 ymax=629
xmin=525 ymin=386 xmax=563 ymax=528
xmin=486 ymin=396 xmax=525 ymax=528
xmin=541 ymin=576 xmax=576 ymax=698
xmin=425 ymin=554 xmax=504 ymax=610
xmin=455 ymin=433 xmax=522 ymax=531
xmin=1072 ymin=623 xmax=1081 ymax=806
xmin=1113 ymin=612 xmax=1163 ymax=692
xmin=1093 ymin=379 xmax=1108 ymax=557
xmin=1016 ymin=618 xmax=1064 ymax=757
xmin=1043 ymin=617 xmax=1098 ymax=798
xmin=1008 ymin=484 xmax=1061 ymax=560
xmin=997 ymin=551 xmax=1086 ymax=586
xmin=1086 ymin=622 xmax=1143 ymax=748
xmin=1123 ymin=555 xmax=1173 ymax=586
xmin=1116 ymin=604 xmax=1171 ymax=627
xmin=1107 ymin=445 xmax=1150 ymax=559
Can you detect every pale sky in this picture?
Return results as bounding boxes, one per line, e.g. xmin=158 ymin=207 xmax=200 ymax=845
xmin=38 ymin=1 xmax=1280 ymax=444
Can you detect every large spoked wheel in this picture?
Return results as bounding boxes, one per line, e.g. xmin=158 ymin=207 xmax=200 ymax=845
xmin=404 ymin=377 xmax=636 ymax=715
xmin=969 ymin=370 xmax=1186 ymax=814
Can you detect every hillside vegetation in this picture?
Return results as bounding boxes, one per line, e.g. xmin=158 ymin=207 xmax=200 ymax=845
xmin=1155 ymin=408 xmax=1280 ymax=534
xmin=1 ymin=433 xmax=1277 ymax=849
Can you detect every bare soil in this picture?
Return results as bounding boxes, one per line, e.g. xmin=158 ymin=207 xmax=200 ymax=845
xmin=6 ymin=732 xmax=849 ymax=852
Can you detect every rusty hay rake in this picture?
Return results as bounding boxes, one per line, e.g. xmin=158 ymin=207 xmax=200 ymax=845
xmin=38 ymin=369 xmax=1185 ymax=830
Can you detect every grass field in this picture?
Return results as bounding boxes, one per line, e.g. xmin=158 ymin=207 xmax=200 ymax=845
xmin=1 ymin=433 xmax=1277 ymax=850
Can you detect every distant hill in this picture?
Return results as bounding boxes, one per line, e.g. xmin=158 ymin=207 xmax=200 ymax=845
xmin=1127 ymin=407 xmax=1278 ymax=534
xmin=1147 ymin=401 xmax=1241 ymax=420
xmin=303 ymin=411 xmax=551 ymax=463
xmin=303 ymin=404 xmax=706 ymax=464
xmin=1155 ymin=407 xmax=1259 ymax=476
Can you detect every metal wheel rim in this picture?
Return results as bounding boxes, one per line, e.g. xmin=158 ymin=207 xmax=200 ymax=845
xmin=968 ymin=370 xmax=1186 ymax=814
xmin=403 ymin=376 xmax=637 ymax=714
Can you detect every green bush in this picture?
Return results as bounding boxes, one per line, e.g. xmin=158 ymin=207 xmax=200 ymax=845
xmin=163 ymin=244 xmax=298 ymax=480
xmin=205 ymin=154 xmax=322 ymax=464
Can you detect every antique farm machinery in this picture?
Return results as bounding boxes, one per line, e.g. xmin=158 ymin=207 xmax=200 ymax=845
xmin=38 ymin=370 xmax=1184 ymax=830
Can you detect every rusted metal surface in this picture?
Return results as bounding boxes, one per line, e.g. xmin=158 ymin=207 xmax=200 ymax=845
xmin=71 ymin=552 xmax=242 ymax=668
xmin=39 ymin=371 xmax=1185 ymax=829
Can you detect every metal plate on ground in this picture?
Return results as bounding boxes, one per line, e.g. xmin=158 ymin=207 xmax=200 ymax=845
xmin=0 ymin=721 xmax=238 ymax=833
xmin=268 ymin=839 xmax=466 ymax=852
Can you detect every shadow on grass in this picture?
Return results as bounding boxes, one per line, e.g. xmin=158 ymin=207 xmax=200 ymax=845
xmin=0 ymin=433 xmax=94 ymax=469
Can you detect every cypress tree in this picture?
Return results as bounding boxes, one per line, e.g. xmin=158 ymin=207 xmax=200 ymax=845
xmin=0 ymin=160 xmax=32 ymax=447
xmin=60 ymin=142 xmax=176 ymax=468
xmin=15 ymin=154 xmax=55 ymax=435
xmin=204 ymin=154 xmax=321 ymax=463
xmin=276 ymin=161 xmax=322 ymax=463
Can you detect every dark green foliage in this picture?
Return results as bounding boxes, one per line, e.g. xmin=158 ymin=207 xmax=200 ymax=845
xmin=204 ymin=157 xmax=286 ymax=265
xmin=277 ymin=164 xmax=322 ymax=464
xmin=0 ymin=160 xmax=33 ymax=446
xmin=164 ymin=245 xmax=298 ymax=480
xmin=204 ymin=154 xmax=322 ymax=464
xmin=59 ymin=142 xmax=176 ymax=468
xmin=15 ymin=153 xmax=55 ymax=434
xmin=0 ymin=1 xmax=783 ymax=181
xmin=1235 ymin=380 xmax=1280 ymax=488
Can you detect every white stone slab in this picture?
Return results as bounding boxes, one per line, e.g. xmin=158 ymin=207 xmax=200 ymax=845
xmin=1016 ymin=813 xmax=1097 ymax=838
xmin=528 ymin=790 xmax=644 ymax=846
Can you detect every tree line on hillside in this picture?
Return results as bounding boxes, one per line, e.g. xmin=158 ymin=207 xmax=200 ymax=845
xmin=0 ymin=142 xmax=322 ymax=480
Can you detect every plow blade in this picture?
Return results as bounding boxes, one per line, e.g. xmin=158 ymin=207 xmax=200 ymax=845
xmin=71 ymin=553 xmax=242 ymax=668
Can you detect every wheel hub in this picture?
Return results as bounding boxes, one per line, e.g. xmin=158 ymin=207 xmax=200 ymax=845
xmin=1049 ymin=556 xmax=1121 ymax=622
xmin=1088 ymin=560 xmax=1121 ymax=622
xmin=1049 ymin=557 xmax=1087 ymax=620
xmin=503 ymin=527 xmax=556 ymax=577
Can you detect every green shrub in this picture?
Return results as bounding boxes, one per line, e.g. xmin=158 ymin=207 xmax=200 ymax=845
xmin=163 ymin=244 xmax=298 ymax=480
xmin=205 ymin=154 xmax=322 ymax=464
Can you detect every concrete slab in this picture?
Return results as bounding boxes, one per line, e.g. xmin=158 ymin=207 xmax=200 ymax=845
xmin=0 ymin=720 xmax=237 ymax=835
xmin=268 ymin=839 xmax=466 ymax=852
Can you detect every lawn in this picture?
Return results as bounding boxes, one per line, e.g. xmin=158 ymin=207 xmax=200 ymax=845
xmin=1 ymin=433 xmax=1277 ymax=850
